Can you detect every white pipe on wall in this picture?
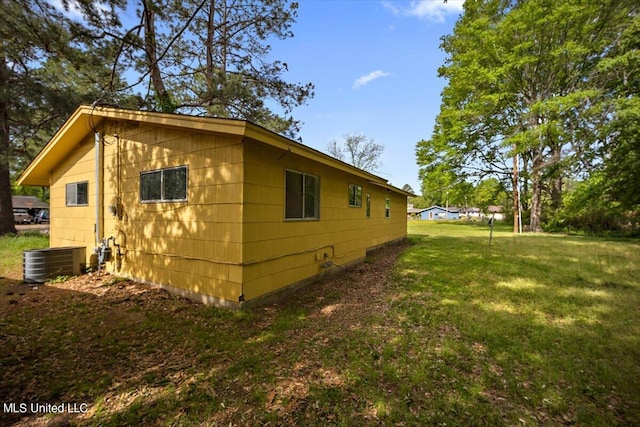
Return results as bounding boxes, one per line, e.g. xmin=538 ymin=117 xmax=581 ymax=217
xmin=95 ymin=132 xmax=102 ymax=247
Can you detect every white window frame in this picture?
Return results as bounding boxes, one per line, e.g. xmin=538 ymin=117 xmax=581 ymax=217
xmin=284 ymin=169 xmax=320 ymax=220
xmin=140 ymin=165 xmax=188 ymax=203
xmin=348 ymin=184 xmax=363 ymax=207
xmin=65 ymin=181 xmax=89 ymax=206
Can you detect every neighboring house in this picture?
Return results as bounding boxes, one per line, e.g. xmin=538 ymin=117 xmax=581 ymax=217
xmin=459 ymin=207 xmax=483 ymax=220
xmin=12 ymin=195 xmax=49 ymax=223
xmin=12 ymin=195 xmax=49 ymax=215
xmin=419 ymin=206 xmax=460 ymax=221
xmin=407 ymin=204 xmax=427 ymax=219
xmin=18 ymin=105 xmax=412 ymax=308
xmin=487 ymin=205 xmax=505 ymax=221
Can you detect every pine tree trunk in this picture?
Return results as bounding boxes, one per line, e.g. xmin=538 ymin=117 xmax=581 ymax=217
xmin=0 ymin=38 xmax=17 ymax=235
xmin=143 ymin=0 xmax=173 ymax=112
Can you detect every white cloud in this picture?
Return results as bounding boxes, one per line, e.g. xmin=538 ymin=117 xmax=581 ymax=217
xmin=353 ymin=70 xmax=391 ymax=89
xmin=46 ymin=0 xmax=113 ymax=23
xmin=46 ymin=0 xmax=85 ymax=20
xmin=383 ymin=0 xmax=464 ymax=23
xmin=381 ymin=1 xmax=401 ymax=15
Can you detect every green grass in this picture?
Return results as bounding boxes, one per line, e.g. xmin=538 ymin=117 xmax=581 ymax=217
xmin=1 ymin=223 xmax=639 ymax=426
xmin=0 ymin=232 xmax=49 ymax=279
xmin=392 ymin=221 xmax=640 ymax=425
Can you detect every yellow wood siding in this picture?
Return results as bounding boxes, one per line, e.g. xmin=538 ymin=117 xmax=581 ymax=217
xmin=37 ymin=107 xmax=407 ymax=307
xmin=49 ymin=122 xmax=245 ymax=303
xmin=49 ymin=135 xmax=96 ymax=251
xmin=241 ymin=139 xmax=406 ymax=301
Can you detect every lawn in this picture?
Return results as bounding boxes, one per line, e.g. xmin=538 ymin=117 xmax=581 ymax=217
xmin=0 ymin=232 xmax=49 ymax=282
xmin=1 ymin=223 xmax=638 ymax=426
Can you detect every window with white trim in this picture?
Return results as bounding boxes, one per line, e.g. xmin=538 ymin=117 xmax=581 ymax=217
xmin=348 ymin=184 xmax=362 ymax=207
xmin=385 ymin=198 xmax=391 ymax=218
xmin=285 ymin=170 xmax=319 ymax=220
xmin=66 ymin=181 xmax=89 ymax=206
xmin=140 ymin=166 xmax=188 ymax=202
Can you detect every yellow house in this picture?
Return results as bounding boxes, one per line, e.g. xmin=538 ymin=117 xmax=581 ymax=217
xmin=18 ymin=105 xmax=411 ymax=308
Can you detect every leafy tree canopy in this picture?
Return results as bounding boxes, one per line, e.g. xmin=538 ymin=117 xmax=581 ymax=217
xmin=417 ymin=0 xmax=638 ymax=232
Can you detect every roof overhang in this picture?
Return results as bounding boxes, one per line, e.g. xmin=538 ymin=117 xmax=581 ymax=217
xmin=367 ymin=180 xmax=415 ymax=197
xmin=18 ymin=105 xmax=411 ymax=196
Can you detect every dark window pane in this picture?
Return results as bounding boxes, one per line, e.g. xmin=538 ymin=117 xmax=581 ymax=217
xmin=141 ymin=171 xmax=162 ymax=201
xmin=164 ymin=167 xmax=187 ymax=200
xmin=285 ymin=170 xmax=303 ymax=218
xmin=348 ymin=184 xmax=362 ymax=207
xmin=366 ymin=194 xmax=371 ymax=218
xmin=76 ymin=182 xmax=88 ymax=205
xmin=304 ymin=174 xmax=319 ymax=218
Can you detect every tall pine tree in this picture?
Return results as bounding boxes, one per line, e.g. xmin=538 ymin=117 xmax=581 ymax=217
xmin=0 ymin=0 xmax=127 ymax=235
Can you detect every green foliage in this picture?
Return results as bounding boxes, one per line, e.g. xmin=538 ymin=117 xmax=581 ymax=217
xmin=46 ymin=275 xmax=74 ymax=284
xmin=473 ymin=177 xmax=507 ymax=210
xmin=0 ymin=232 xmax=49 ymax=277
xmin=3 ymin=223 xmax=640 ymax=425
xmin=1 ymin=0 xmax=129 ymax=235
xmin=595 ymin=16 xmax=640 ymax=209
xmin=417 ymin=0 xmax=639 ymax=232
xmin=545 ymin=174 xmax=640 ymax=236
xmin=135 ymin=0 xmax=314 ymax=139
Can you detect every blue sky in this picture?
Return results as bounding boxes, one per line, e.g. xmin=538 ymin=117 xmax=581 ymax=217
xmin=268 ymin=0 xmax=464 ymax=193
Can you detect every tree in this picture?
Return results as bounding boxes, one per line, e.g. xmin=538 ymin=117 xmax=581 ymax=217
xmin=473 ymin=178 xmax=508 ymax=211
xmin=131 ymin=0 xmax=314 ymax=138
xmin=595 ymin=13 xmax=640 ymax=210
xmin=418 ymin=0 xmax=637 ymax=232
xmin=327 ymin=134 xmax=384 ymax=172
xmin=3 ymin=0 xmax=313 ymax=236
xmin=0 ymin=0 xmax=127 ymax=235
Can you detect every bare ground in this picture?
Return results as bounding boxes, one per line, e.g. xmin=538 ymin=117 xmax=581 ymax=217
xmin=1 ymin=241 xmax=408 ymax=426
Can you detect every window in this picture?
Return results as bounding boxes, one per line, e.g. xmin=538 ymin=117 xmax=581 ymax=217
xmin=285 ymin=170 xmax=319 ymax=220
xmin=366 ymin=194 xmax=371 ymax=218
xmin=66 ymin=181 xmax=88 ymax=206
xmin=385 ymin=198 xmax=390 ymax=218
xmin=348 ymin=184 xmax=362 ymax=207
xmin=140 ymin=166 xmax=187 ymax=202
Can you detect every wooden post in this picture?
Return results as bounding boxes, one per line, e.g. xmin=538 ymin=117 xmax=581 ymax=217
xmin=488 ymin=213 xmax=495 ymax=247
xmin=513 ymin=151 xmax=519 ymax=234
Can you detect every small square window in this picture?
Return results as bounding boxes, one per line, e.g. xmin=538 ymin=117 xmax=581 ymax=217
xmin=66 ymin=181 xmax=88 ymax=206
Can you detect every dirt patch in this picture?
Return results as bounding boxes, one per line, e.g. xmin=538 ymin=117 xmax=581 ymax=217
xmin=1 ymin=241 xmax=408 ymax=426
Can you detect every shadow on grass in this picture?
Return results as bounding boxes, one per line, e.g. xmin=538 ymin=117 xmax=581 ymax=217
xmin=0 ymin=243 xmax=402 ymax=426
xmin=0 ymin=278 xmax=262 ymax=426
xmin=1 ymin=233 xmax=639 ymax=426
xmin=387 ymin=232 xmax=640 ymax=425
